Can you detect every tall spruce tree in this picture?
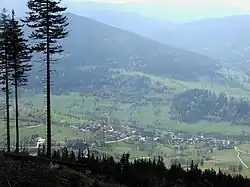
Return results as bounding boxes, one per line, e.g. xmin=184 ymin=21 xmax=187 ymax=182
xmin=0 ymin=9 xmax=12 ymax=152
xmin=22 ymin=0 xmax=68 ymax=157
xmin=8 ymin=10 xmax=32 ymax=152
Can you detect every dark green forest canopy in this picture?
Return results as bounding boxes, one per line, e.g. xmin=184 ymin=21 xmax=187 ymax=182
xmin=63 ymin=13 xmax=219 ymax=80
xmin=169 ymin=88 xmax=250 ymax=125
xmin=26 ymin=67 xmax=157 ymax=94
xmin=5 ymin=149 xmax=250 ymax=187
xmin=24 ymin=13 xmax=219 ymax=88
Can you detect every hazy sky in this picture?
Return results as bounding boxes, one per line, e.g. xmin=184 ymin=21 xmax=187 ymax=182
xmin=2 ymin=0 xmax=250 ymax=22
xmin=69 ymin=0 xmax=250 ymax=9
xmin=65 ymin=0 xmax=250 ymax=21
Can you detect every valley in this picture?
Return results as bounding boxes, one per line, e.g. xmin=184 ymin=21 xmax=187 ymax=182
xmin=1 ymin=2 xmax=250 ymax=179
xmin=2 ymin=66 xmax=250 ymax=176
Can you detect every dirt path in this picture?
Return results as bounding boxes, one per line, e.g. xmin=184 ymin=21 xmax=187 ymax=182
xmin=105 ymin=136 xmax=131 ymax=144
xmin=234 ymin=147 xmax=248 ymax=168
xmin=26 ymin=124 xmax=43 ymax=129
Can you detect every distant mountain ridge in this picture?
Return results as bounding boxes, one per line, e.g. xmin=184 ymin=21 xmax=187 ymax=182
xmin=67 ymin=7 xmax=250 ymax=71
xmin=80 ymin=10 xmax=177 ymax=38
xmin=153 ymin=15 xmax=250 ymax=69
xmin=21 ymin=12 xmax=221 ymax=94
xmin=57 ymin=13 xmax=219 ymax=80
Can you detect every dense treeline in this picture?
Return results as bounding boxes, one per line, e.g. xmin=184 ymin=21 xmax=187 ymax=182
xmin=6 ymin=148 xmax=250 ymax=187
xmin=27 ymin=67 xmax=152 ymax=94
xmin=27 ymin=67 xmax=169 ymax=96
xmin=170 ymin=88 xmax=250 ymax=124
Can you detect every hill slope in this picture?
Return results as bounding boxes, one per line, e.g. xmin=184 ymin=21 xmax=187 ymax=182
xmin=54 ymin=13 xmax=219 ymax=82
xmin=154 ymin=15 xmax=250 ymax=69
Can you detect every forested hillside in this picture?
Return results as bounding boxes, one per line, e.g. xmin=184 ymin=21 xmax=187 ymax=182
xmin=51 ymin=13 xmax=218 ymax=81
xmin=170 ymin=88 xmax=250 ymax=125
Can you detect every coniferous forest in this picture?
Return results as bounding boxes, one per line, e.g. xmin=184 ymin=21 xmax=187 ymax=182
xmin=170 ymin=88 xmax=250 ymax=125
xmin=1 ymin=148 xmax=250 ymax=187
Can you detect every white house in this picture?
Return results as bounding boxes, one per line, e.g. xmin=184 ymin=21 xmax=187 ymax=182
xmin=36 ymin=137 xmax=46 ymax=148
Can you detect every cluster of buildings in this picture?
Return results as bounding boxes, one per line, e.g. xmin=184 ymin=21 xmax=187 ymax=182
xmin=70 ymin=122 xmax=101 ymax=133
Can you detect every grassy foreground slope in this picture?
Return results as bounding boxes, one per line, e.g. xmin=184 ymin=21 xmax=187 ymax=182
xmin=0 ymin=154 xmax=124 ymax=187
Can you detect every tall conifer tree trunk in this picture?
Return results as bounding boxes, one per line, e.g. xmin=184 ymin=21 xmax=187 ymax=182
xmin=46 ymin=0 xmax=52 ymax=156
xmin=5 ymin=44 xmax=10 ymax=152
xmin=0 ymin=9 xmax=11 ymax=152
xmin=23 ymin=0 xmax=68 ymax=157
xmin=8 ymin=10 xmax=32 ymax=152
xmin=14 ymin=74 xmax=18 ymax=151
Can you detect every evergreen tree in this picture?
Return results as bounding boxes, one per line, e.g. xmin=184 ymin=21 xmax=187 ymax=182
xmin=0 ymin=9 xmax=12 ymax=152
xmin=8 ymin=10 xmax=32 ymax=152
xmin=22 ymin=0 xmax=69 ymax=157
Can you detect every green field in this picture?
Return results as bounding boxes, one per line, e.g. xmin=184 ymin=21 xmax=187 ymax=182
xmin=0 ymin=69 xmax=250 ymax=176
xmin=11 ymin=87 xmax=250 ymax=137
xmin=99 ymin=140 xmax=250 ymax=176
xmin=5 ymin=69 xmax=248 ymax=138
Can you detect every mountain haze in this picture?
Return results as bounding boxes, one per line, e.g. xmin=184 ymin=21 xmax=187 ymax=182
xmin=63 ymin=1 xmax=250 ymax=22
xmin=80 ymin=10 xmax=176 ymax=38
xmin=23 ymin=12 xmax=220 ymax=94
xmin=59 ymin=13 xmax=218 ymax=80
xmin=154 ymin=15 xmax=250 ymax=69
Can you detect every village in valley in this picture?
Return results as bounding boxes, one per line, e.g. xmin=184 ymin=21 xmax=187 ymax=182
xmin=22 ymin=118 xmax=250 ymax=174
